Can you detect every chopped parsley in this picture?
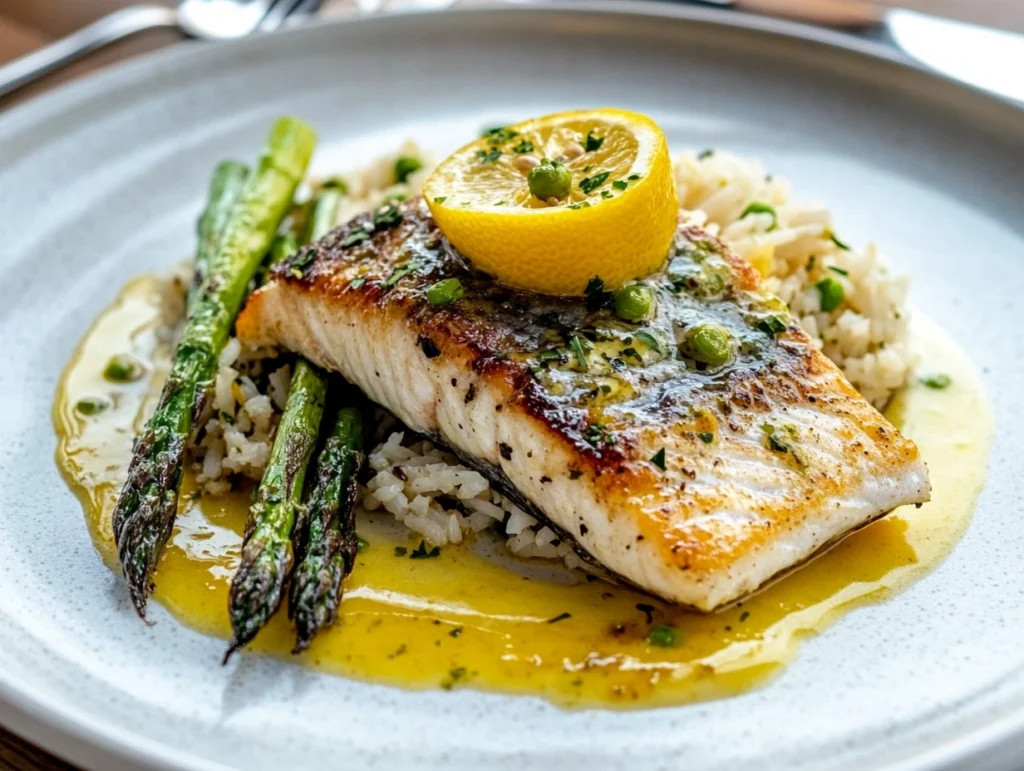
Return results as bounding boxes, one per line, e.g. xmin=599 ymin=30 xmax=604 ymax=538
xmin=382 ymin=260 xmax=424 ymax=288
xmin=393 ymin=155 xmax=422 ymax=183
xmin=634 ymin=330 xmax=660 ymax=353
xmin=342 ymin=227 xmax=371 ymax=247
xmin=646 ymin=624 xmax=680 ymax=648
xmin=449 ymin=627 xmax=462 ymax=638
xmin=512 ymin=138 xmax=534 ymax=153
xmin=756 ymin=314 xmax=787 ymax=337
xmin=627 ymin=174 xmax=641 ymax=181
xmin=650 ymin=448 xmax=666 ymax=471
xmin=920 ymin=373 xmax=952 ymax=389
xmin=762 ymin=424 xmax=808 ymax=468
xmin=582 ymin=131 xmax=605 ymax=152
xmin=441 ymin=666 xmax=468 ymax=690
xmin=584 ymin=276 xmax=613 ymax=312
xmin=584 ymin=423 xmax=616 ymax=448
xmin=433 ymin=196 xmax=447 ymax=203
xmin=828 ymin=265 xmax=849 ymax=276
xmin=349 ymin=277 xmax=366 ymax=289
xmin=579 ymin=172 xmax=610 ymax=194
xmin=612 ymin=180 xmax=628 ymax=191
xmin=699 ymin=432 xmax=714 ymax=444
xmin=538 ymin=349 xmax=566 ymax=364
xmin=601 ymin=190 xmax=613 ymax=199
xmin=410 ymin=540 xmax=441 ymax=559
xmin=372 ymin=202 xmax=403 ymax=230
xmin=475 ymin=148 xmax=502 ymax=165
xmin=739 ymin=201 xmax=778 ymax=230
xmin=697 ymin=149 xmax=715 ymax=159
xmin=482 ymin=126 xmax=518 ymax=143
xmin=570 ymin=335 xmax=589 ymax=370
xmin=829 ymin=232 xmax=852 ymax=250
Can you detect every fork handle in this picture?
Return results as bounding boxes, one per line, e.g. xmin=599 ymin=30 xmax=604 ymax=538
xmin=0 ymin=5 xmax=178 ymax=100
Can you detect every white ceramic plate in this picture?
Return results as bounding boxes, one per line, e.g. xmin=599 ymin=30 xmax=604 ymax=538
xmin=2 ymin=4 xmax=1024 ymax=769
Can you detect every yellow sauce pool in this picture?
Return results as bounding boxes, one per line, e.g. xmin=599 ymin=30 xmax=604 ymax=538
xmin=54 ymin=276 xmax=992 ymax=708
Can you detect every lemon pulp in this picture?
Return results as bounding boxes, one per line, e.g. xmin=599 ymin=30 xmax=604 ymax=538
xmin=424 ymin=109 xmax=678 ymax=296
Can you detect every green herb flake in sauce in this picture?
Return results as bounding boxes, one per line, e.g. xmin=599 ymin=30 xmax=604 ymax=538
xmin=433 ymin=196 xmax=447 ymax=204
xmin=828 ymin=265 xmax=849 ymax=276
xmin=646 ymin=624 xmax=680 ymax=648
xmin=699 ymin=432 xmax=714 ymax=444
xmin=394 ymin=546 xmax=408 ymax=557
xmin=546 ymin=612 xmax=572 ymax=624
xmin=103 ymin=354 xmax=145 ymax=383
xmin=75 ymin=397 xmax=109 ymax=416
xmin=920 ymin=373 xmax=952 ymax=389
xmin=697 ymin=149 xmax=715 ymax=160
xmin=580 ymin=172 xmax=610 ymax=194
xmin=410 ymin=540 xmax=441 ymax=559
xmin=650 ymin=448 xmax=667 ymax=471
xmin=627 ymin=174 xmax=641 ymax=181
xmin=739 ymin=201 xmax=778 ymax=230
xmin=612 ymin=180 xmax=628 ymax=191
xmin=449 ymin=627 xmax=463 ymax=638
xmin=634 ymin=330 xmax=661 ymax=353
xmin=570 ymin=336 xmax=589 ymax=370
xmin=512 ymin=139 xmax=534 ymax=154
xmin=601 ymin=190 xmax=614 ymax=200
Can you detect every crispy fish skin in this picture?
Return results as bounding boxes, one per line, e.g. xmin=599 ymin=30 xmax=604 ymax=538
xmin=237 ymin=198 xmax=930 ymax=610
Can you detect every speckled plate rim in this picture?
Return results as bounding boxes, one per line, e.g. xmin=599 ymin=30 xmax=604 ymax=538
xmin=0 ymin=3 xmax=1023 ymax=770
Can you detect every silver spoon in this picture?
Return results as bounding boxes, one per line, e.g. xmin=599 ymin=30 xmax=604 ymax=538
xmin=0 ymin=0 xmax=322 ymax=100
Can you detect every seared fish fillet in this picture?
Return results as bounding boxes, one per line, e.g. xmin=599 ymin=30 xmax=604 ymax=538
xmin=237 ymin=198 xmax=930 ymax=610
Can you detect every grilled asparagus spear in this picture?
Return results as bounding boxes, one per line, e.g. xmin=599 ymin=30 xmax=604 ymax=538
xmin=112 ymin=117 xmax=316 ymax=617
xmin=226 ymin=180 xmax=345 ymax=656
xmin=289 ymin=405 xmax=363 ymax=652
xmin=190 ymin=160 xmax=249 ymax=308
xmin=226 ymin=359 xmax=326 ymax=659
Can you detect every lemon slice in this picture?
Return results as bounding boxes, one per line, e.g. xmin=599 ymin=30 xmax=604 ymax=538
xmin=424 ymin=109 xmax=678 ymax=296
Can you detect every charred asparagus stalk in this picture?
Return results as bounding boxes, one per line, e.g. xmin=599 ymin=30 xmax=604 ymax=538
xmin=112 ymin=117 xmax=316 ymax=617
xmin=226 ymin=359 xmax=327 ymax=659
xmin=226 ymin=180 xmax=344 ymax=656
xmin=289 ymin=406 xmax=364 ymax=652
xmin=190 ymin=160 xmax=250 ymax=308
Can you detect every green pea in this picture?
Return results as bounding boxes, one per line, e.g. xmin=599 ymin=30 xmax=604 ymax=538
xmin=75 ymin=396 xmax=109 ymax=416
xmin=104 ymin=354 xmax=145 ymax=383
xmin=613 ymin=284 xmax=656 ymax=322
xmin=527 ymin=160 xmax=572 ymax=199
xmin=683 ymin=322 xmax=733 ymax=367
xmin=646 ymin=624 xmax=680 ymax=648
xmin=425 ymin=278 xmax=465 ymax=306
xmin=816 ymin=275 xmax=845 ymax=313
xmin=920 ymin=373 xmax=951 ymax=389
xmin=394 ymin=155 xmax=423 ymax=184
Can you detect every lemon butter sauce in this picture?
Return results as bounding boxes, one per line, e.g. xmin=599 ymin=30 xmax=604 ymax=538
xmin=54 ymin=276 xmax=991 ymax=708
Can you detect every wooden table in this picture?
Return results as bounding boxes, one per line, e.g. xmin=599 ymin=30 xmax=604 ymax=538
xmin=0 ymin=0 xmax=1019 ymax=767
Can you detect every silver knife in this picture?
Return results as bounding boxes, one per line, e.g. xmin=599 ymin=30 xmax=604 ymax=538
xmin=672 ymin=1 xmax=1024 ymax=105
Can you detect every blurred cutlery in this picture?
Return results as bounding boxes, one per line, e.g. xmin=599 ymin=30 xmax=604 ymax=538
xmin=0 ymin=0 xmax=323 ymax=99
